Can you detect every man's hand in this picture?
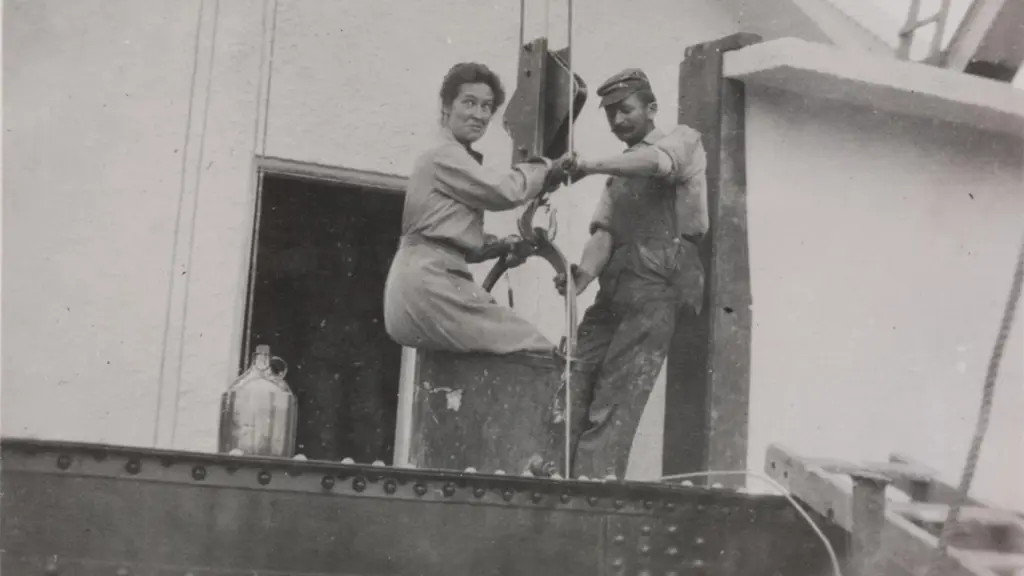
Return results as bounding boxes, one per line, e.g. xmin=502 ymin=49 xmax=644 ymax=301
xmin=544 ymin=152 xmax=591 ymax=191
xmin=553 ymin=264 xmax=595 ymax=296
xmin=566 ymin=155 xmax=592 ymax=182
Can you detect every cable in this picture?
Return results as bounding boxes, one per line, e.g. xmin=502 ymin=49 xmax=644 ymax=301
xmin=561 ymin=0 xmax=577 ymax=479
xmin=928 ymin=231 xmax=1024 ymax=576
xmin=662 ymin=470 xmax=844 ymax=576
xmin=518 ymin=0 xmax=525 ymax=53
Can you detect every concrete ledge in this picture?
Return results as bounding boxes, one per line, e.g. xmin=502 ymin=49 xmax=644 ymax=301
xmin=723 ymin=38 xmax=1024 ymax=137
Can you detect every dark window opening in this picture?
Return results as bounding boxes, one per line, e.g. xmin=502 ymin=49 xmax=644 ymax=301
xmin=243 ymin=173 xmax=404 ymax=464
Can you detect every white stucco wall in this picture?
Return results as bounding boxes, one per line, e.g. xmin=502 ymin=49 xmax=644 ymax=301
xmin=3 ymin=0 xmax=210 ymax=444
xmin=744 ymin=85 xmax=1024 ymax=511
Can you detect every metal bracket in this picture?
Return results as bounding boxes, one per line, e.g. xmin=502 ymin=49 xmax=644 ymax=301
xmin=502 ymin=40 xmax=587 ymax=164
xmin=765 ymin=444 xmax=1024 ymax=576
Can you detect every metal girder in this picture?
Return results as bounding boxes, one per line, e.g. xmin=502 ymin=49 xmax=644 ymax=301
xmin=942 ymin=0 xmax=1024 ymax=82
xmin=1 ymin=438 xmax=846 ymax=576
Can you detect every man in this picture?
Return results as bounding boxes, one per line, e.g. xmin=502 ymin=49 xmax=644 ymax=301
xmin=556 ymin=68 xmax=709 ymax=479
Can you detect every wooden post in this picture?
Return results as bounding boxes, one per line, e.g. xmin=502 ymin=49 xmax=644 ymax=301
xmin=850 ymin=474 xmax=891 ymax=576
xmin=664 ymin=33 xmax=760 ymax=484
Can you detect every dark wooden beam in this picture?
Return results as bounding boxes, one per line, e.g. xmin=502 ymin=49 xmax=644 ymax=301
xmin=664 ymin=33 xmax=760 ymax=485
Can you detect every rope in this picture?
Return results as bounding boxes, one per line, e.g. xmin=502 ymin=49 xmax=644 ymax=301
xmin=662 ymin=470 xmax=844 ymax=576
xmin=927 ymin=231 xmax=1024 ymax=575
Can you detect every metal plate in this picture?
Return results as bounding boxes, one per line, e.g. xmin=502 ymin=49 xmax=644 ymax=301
xmin=2 ymin=438 xmax=846 ymax=575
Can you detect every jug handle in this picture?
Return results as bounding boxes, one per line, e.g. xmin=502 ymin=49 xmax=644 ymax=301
xmin=270 ymin=356 xmax=288 ymax=378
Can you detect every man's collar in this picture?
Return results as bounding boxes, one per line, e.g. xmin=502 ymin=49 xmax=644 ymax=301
xmin=641 ymin=127 xmax=664 ymax=145
xmin=626 ymin=126 xmax=664 ymax=150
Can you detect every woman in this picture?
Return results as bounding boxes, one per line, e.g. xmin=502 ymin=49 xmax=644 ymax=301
xmin=384 ymin=62 xmax=563 ymax=354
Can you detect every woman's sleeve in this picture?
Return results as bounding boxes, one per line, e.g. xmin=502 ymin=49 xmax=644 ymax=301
xmin=432 ymin=145 xmax=549 ymax=211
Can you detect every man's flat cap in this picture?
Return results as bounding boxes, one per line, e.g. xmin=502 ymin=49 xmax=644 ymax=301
xmin=596 ymin=68 xmax=651 ymax=108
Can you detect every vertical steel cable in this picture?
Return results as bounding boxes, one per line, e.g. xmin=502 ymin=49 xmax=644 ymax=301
xmin=561 ymin=0 xmax=577 ymax=478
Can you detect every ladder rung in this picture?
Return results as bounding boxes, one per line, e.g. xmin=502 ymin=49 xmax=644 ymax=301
xmin=900 ymin=12 xmax=943 ymax=35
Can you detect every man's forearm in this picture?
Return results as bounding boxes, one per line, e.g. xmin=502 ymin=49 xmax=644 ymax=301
xmin=578 ymin=229 xmax=614 ymax=279
xmin=581 ymin=148 xmax=662 ymax=178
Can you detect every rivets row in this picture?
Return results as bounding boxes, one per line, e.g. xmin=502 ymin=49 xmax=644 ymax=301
xmin=51 ymin=452 xmax=683 ymax=512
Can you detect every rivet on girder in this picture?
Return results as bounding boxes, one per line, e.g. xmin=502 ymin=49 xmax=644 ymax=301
xmin=43 ymin=555 xmax=59 ymax=575
xmin=578 ymin=475 xmax=590 ymax=481
xmin=321 ymin=476 xmax=336 ymax=490
xmin=443 ymin=482 xmax=456 ymax=497
xmin=613 ymin=534 xmax=625 ymax=544
xmin=681 ymin=480 xmax=694 ymax=487
xmin=587 ymin=496 xmax=599 ymax=506
xmin=115 ymin=567 xmax=129 ymax=576
xmin=384 ymin=479 xmax=398 ymax=494
xmin=192 ymin=466 xmax=207 ymax=481
xmin=610 ymin=558 xmax=623 ymax=568
xmin=372 ymin=460 xmax=386 ymax=467
xmin=464 ymin=467 xmax=477 ymax=473
xmin=614 ymin=499 xmax=625 ymax=509
xmin=711 ymin=482 xmax=723 ymax=489
xmin=353 ymin=477 xmax=367 ymax=492
xmin=604 ymin=474 xmax=617 ymax=482
xmin=531 ymin=492 xmax=543 ymax=503
xmin=697 ymin=504 xmax=706 ymax=513
xmin=666 ymin=524 xmax=679 ymax=534
xmin=257 ymin=471 xmax=272 ymax=485
xmin=666 ymin=546 xmax=679 ymax=557
xmin=643 ymin=500 xmax=654 ymax=510
xmin=124 ymin=459 xmax=141 ymax=475
xmin=639 ymin=543 xmax=651 ymax=555
xmin=502 ymin=489 xmax=514 ymax=501
xmin=664 ymin=502 xmax=676 ymax=512
xmin=694 ymin=559 xmax=705 ymax=567
xmin=640 ymin=524 xmax=652 ymax=535
xmin=638 ymin=570 xmax=651 ymax=576
xmin=56 ymin=454 xmax=71 ymax=470
xmin=494 ymin=469 xmax=506 ymax=475
xmin=341 ymin=457 xmax=355 ymax=465
xmin=560 ymin=492 xmax=571 ymax=504
xmin=473 ymin=486 xmax=486 ymax=498
xmin=414 ymin=483 xmax=428 ymax=496
xmin=695 ymin=536 xmax=705 ymax=545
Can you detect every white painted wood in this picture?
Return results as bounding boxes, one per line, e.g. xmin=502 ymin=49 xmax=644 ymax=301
xmin=725 ymin=37 xmax=1024 ymax=136
xmin=392 ymin=347 xmax=418 ymax=467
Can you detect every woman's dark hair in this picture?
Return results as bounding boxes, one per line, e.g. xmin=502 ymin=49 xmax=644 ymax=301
xmin=439 ymin=62 xmax=506 ymax=110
